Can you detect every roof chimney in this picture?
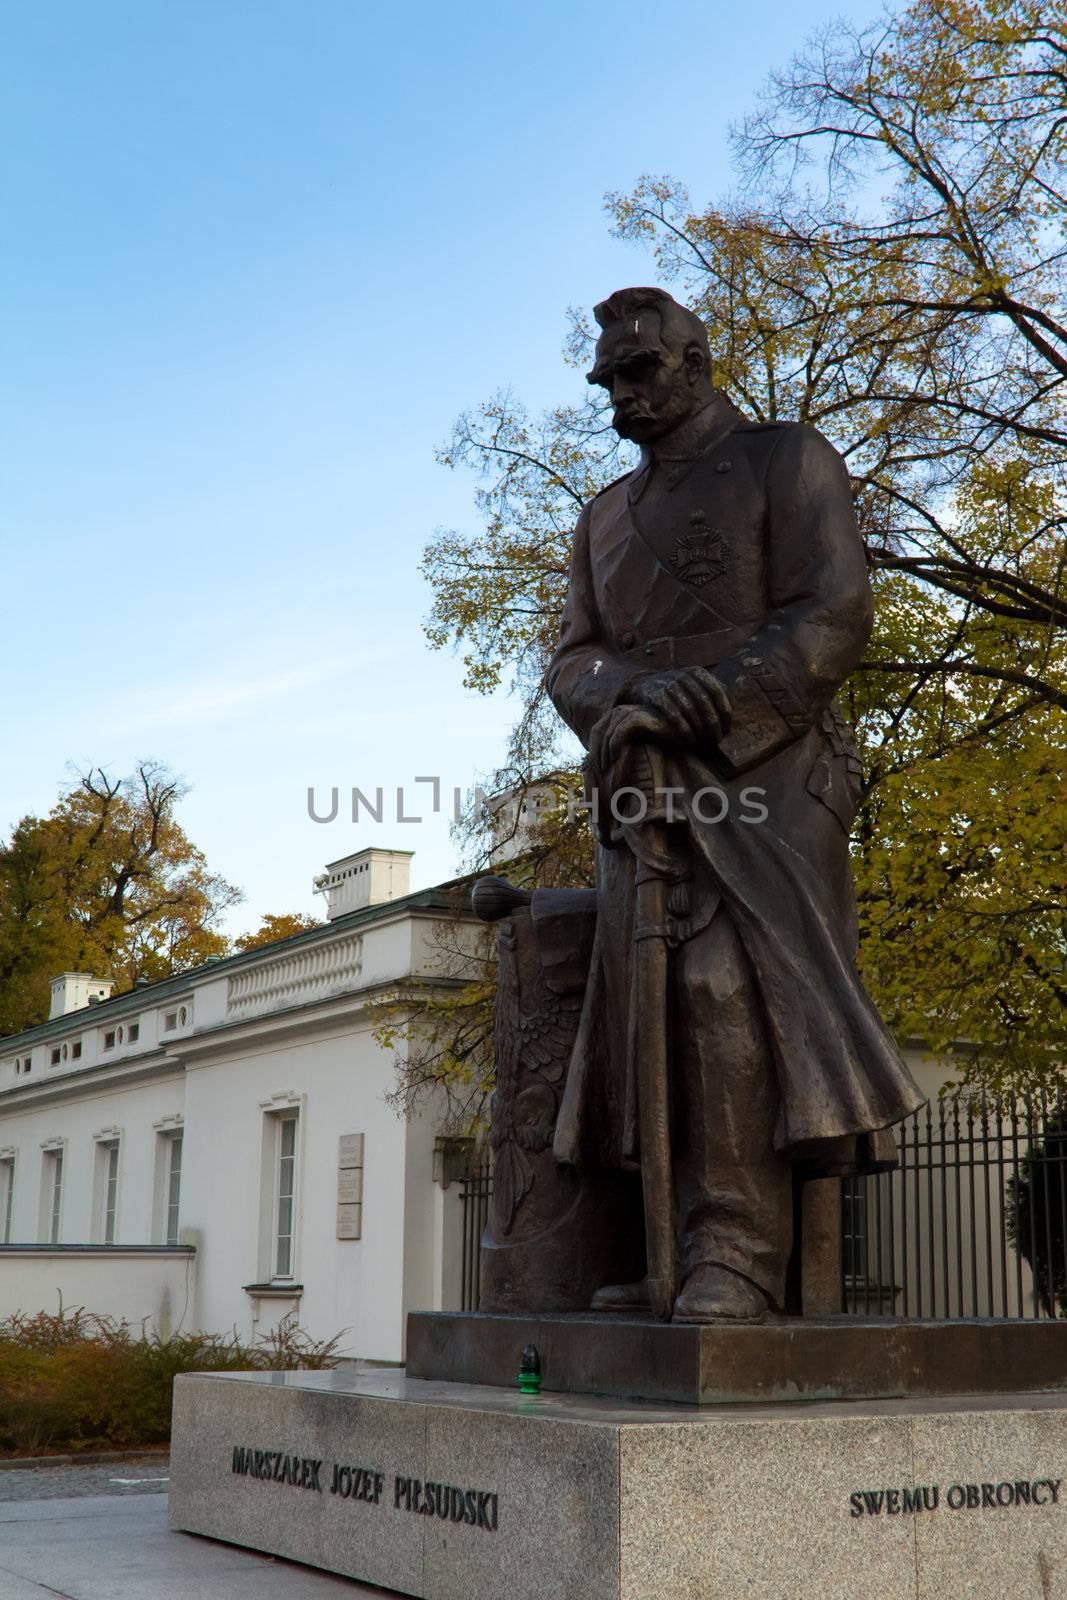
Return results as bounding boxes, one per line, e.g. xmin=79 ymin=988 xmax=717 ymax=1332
xmin=314 ymin=849 xmax=413 ymax=922
xmin=49 ymin=973 xmax=114 ymax=1019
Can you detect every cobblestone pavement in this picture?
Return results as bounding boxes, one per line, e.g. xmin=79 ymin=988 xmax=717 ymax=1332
xmin=0 ymin=1456 xmax=170 ymax=1502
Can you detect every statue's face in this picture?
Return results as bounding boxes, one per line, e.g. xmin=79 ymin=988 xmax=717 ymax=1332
xmin=587 ymin=312 xmax=704 ymax=444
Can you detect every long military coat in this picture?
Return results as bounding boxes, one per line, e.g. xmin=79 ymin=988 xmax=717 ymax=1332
xmin=545 ymin=400 xmax=925 ymax=1172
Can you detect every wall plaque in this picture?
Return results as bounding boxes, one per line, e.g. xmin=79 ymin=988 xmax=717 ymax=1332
xmin=338 ymin=1170 xmax=363 ymax=1205
xmin=339 ymin=1134 xmax=364 ymax=1169
xmin=337 ymin=1132 xmax=365 ymax=1239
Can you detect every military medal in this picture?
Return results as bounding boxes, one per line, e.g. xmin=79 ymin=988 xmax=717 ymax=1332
xmin=670 ymin=509 xmax=725 ymax=586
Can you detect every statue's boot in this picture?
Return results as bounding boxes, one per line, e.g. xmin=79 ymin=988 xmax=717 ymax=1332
xmin=672 ymin=1263 xmax=770 ymax=1324
xmin=590 ymin=1278 xmax=650 ymax=1314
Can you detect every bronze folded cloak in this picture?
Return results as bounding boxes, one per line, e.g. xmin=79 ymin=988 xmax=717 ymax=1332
xmin=544 ymin=406 xmax=925 ymax=1173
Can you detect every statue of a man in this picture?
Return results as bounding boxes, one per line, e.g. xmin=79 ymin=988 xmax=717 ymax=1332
xmin=545 ymin=286 xmax=924 ymax=1323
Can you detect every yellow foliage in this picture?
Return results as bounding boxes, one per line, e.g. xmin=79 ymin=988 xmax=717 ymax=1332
xmin=0 ymin=764 xmax=241 ymax=1035
xmin=415 ymin=0 xmax=1066 ymax=1097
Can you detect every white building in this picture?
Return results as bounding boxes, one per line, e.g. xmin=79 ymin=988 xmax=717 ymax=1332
xmin=0 ymin=848 xmax=477 ymax=1361
xmin=0 ymin=837 xmax=1049 ymax=1345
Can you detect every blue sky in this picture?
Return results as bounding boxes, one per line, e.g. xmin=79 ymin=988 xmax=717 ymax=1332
xmin=1 ymin=0 xmax=872 ymax=932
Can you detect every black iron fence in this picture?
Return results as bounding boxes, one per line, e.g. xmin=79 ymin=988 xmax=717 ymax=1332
xmin=843 ymin=1093 xmax=1067 ymax=1319
xmin=457 ymin=1094 xmax=1067 ymax=1319
xmin=459 ymin=1150 xmax=492 ymax=1313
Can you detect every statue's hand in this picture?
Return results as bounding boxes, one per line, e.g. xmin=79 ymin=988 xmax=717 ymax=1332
xmin=630 ymin=667 xmax=731 ymax=747
xmin=589 ymin=704 xmax=672 ymax=774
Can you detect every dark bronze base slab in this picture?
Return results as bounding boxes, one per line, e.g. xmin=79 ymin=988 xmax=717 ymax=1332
xmin=407 ymin=1310 xmax=1067 ymax=1406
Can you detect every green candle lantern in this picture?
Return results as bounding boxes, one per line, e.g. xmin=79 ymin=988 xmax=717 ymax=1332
xmin=518 ymin=1343 xmax=542 ymax=1395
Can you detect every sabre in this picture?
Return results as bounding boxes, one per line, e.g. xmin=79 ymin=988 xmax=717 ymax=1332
xmin=626 ymin=743 xmax=677 ymax=1322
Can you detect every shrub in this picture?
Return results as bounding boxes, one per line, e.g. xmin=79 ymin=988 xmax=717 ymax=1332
xmin=1006 ymin=1109 xmax=1067 ymax=1319
xmin=0 ymin=1304 xmax=342 ymax=1453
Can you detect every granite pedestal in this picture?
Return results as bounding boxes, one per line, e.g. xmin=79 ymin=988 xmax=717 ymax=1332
xmin=169 ymin=1364 xmax=1067 ymax=1599
xmin=408 ymin=1310 xmax=1067 ymax=1404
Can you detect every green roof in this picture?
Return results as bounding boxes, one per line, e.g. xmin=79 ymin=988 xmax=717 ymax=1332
xmin=0 ymin=875 xmax=475 ymax=1053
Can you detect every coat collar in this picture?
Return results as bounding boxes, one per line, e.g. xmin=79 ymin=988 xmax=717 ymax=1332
xmin=627 ymin=397 xmax=743 ymax=504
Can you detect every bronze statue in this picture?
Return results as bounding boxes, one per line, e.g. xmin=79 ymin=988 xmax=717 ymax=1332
xmin=533 ymin=286 xmax=924 ymax=1325
xmin=550 ymin=288 xmax=927 ymax=1324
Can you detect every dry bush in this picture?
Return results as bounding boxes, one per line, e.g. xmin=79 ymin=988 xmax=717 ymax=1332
xmin=0 ymin=1304 xmax=342 ymax=1453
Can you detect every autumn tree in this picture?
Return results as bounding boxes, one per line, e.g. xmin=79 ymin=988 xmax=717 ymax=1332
xmin=418 ymin=0 xmax=1066 ymax=1101
xmin=361 ymin=871 xmax=496 ymax=1132
xmin=0 ymin=764 xmax=241 ymax=1034
xmin=232 ymin=912 xmax=320 ymax=953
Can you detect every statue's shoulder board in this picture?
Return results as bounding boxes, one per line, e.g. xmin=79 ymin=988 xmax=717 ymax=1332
xmin=726 ymin=419 xmax=810 ymax=469
xmin=730 ymin=420 xmax=792 ymax=438
xmin=587 ymin=469 xmax=633 ymax=505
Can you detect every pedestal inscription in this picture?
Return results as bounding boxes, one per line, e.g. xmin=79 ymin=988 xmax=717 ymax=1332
xmin=170 ymin=1368 xmax=619 ymax=1600
xmin=228 ymin=1443 xmax=499 ymax=1528
xmin=848 ymin=1475 xmax=1061 ymax=1516
xmin=170 ymin=1367 xmax=1067 ymax=1600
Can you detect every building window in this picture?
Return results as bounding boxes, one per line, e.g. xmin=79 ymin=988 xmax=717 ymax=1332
xmin=163 ymin=1011 xmax=176 ymax=1031
xmin=103 ymin=1030 xmax=116 ymax=1051
xmin=164 ymin=1133 xmax=182 ymax=1246
xmin=71 ymin=1041 xmax=82 ymax=1060
xmin=257 ymin=1104 xmax=301 ymax=1283
xmin=274 ymin=1116 xmax=297 ymax=1277
xmin=50 ymin=1047 xmax=61 ymax=1067
xmin=127 ymin=1022 xmax=139 ymax=1043
xmin=50 ymin=1151 xmax=63 ymax=1242
xmin=100 ymin=1142 xmax=119 ymax=1244
xmin=91 ymin=1137 xmax=123 ymax=1244
xmin=42 ymin=1149 xmax=63 ymax=1244
xmin=153 ymin=1126 xmax=184 ymax=1245
xmin=16 ymin=1056 xmax=31 ymax=1076
xmin=0 ymin=1158 xmax=14 ymax=1244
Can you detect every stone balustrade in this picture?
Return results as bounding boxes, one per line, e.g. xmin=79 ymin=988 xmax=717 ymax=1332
xmin=225 ymin=934 xmax=364 ymax=1018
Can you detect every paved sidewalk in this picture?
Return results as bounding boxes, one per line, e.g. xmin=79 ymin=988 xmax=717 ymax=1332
xmin=0 ymin=1457 xmax=170 ymax=1502
xmin=0 ymin=1492 xmax=392 ymax=1598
